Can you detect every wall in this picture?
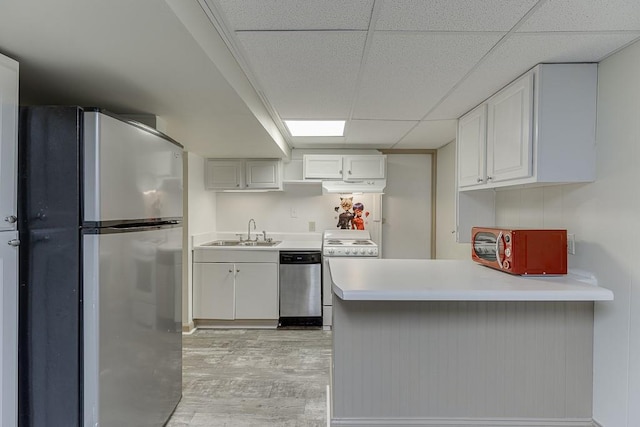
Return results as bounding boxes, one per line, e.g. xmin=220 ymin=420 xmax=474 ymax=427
xmin=493 ymin=40 xmax=640 ymax=427
xmin=435 ymin=140 xmax=470 ymax=259
xmin=183 ymin=152 xmax=217 ymax=329
xmin=216 ymin=187 xmax=379 ymax=240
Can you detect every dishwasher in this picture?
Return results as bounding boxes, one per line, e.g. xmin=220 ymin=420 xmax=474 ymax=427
xmin=279 ymin=252 xmax=322 ymax=327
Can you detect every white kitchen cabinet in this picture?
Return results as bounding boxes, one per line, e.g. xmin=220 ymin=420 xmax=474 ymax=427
xmin=457 ymin=104 xmax=487 ymax=188
xmin=205 ymin=160 xmax=244 ymax=190
xmin=206 ymin=159 xmax=281 ymax=190
xmin=245 ymin=160 xmax=280 ymax=189
xmin=343 ymin=155 xmax=386 ymax=180
xmin=234 ymin=263 xmax=278 ymax=319
xmin=303 ymin=155 xmax=343 ymax=179
xmin=193 ymin=262 xmax=235 ymax=319
xmin=193 ymin=251 xmax=278 ymax=321
xmin=303 ymin=154 xmax=386 ymax=180
xmin=455 ymin=63 xmax=597 ymax=242
xmin=486 ymin=71 xmax=533 ymax=184
xmin=0 ymin=54 xmax=18 ymax=232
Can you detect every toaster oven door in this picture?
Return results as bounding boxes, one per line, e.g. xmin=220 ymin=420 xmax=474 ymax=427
xmin=472 ymin=230 xmax=505 ymax=267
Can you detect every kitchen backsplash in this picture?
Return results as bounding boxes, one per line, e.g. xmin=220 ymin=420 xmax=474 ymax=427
xmin=216 ymin=186 xmax=378 ymax=234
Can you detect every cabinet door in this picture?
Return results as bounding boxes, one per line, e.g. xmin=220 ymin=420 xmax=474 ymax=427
xmin=457 ymin=104 xmax=487 ymax=188
xmin=0 ymin=55 xmax=18 ymax=232
xmin=193 ymin=263 xmax=235 ymax=319
xmin=246 ymin=160 xmax=280 ymax=189
xmin=486 ymin=72 xmax=533 ymax=183
xmin=343 ymin=155 xmax=386 ymax=180
xmin=235 ymin=263 xmax=278 ymax=320
xmin=303 ymin=155 xmax=343 ymax=179
xmin=0 ymin=231 xmax=18 ymax=427
xmin=205 ymin=160 xmax=244 ymax=189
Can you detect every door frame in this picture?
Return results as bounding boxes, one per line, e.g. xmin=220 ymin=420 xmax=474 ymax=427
xmin=378 ymin=149 xmax=437 ymax=259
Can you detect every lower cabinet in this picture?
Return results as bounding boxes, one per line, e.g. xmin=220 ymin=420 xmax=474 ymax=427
xmin=193 ymin=261 xmax=278 ymax=320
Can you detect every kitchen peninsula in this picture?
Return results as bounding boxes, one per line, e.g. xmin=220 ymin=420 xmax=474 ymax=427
xmin=328 ymin=259 xmax=613 ymax=427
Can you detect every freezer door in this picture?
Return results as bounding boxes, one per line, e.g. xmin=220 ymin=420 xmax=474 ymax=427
xmin=83 ymin=226 xmax=182 ymax=427
xmin=84 ymin=112 xmax=183 ymax=223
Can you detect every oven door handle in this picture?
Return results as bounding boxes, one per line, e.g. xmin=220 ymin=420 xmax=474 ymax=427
xmin=495 ymin=231 xmax=504 ymax=269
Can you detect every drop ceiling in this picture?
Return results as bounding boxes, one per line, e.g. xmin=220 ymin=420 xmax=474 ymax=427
xmin=0 ymin=0 xmax=639 ymax=157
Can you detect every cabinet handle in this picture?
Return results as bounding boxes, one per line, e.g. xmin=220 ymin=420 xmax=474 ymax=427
xmin=4 ymin=215 xmax=17 ymax=224
xmin=339 ymin=170 xmax=342 ymax=175
xmin=487 ymin=176 xmax=493 ymax=181
xmin=236 ymin=269 xmax=240 ymax=273
xmin=476 ymin=177 xmax=483 ymax=183
xmin=228 ymin=269 xmax=233 ymax=273
xmin=7 ymin=239 xmax=20 ymax=247
xmin=348 ymin=170 xmax=352 ymax=175
xmin=236 ymin=184 xmax=240 ymax=187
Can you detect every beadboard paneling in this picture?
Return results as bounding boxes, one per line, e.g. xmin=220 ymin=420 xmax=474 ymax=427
xmin=332 ymin=299 xmax=594 ymax=421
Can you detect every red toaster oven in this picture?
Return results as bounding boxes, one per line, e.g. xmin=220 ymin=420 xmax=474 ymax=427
xmin=471 ymin=227 xmax=567 ymax=275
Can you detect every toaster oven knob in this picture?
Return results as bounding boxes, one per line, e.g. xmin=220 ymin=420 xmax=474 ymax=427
xmin=505 ymin=248 xmax=511 ymax=257
xmin=503 ymin=260 xmax=510 ymax=269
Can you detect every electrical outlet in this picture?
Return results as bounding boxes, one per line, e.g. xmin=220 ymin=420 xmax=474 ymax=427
xmin=290 ymin=207 xmax=298 ymax=218
xmin=567 ymin=234 xmax=576 ymax=255
xmin=308 ymin=221 xmax=316 ymax=232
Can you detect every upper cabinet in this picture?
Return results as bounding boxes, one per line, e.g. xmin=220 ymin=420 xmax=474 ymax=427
xmin=0 ymin=54 xmax=18 ymax=232
xmin=303 ymin=154 xmax=386 ymax=180
xmin=206 ymin=159 xmax=281 ymax=191
xmin=457 ymin=63 xmax=596 ymax=192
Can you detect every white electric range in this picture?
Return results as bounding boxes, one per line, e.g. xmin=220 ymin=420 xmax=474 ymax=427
xmin=322 ymin=230 xmax=379 ymax=328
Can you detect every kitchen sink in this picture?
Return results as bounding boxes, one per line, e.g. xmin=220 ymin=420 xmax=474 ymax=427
xmin=239 ymin=241 xmax=281 ymax=247
xmin=201 ymin=240 xmax=281 ymax=247
xmin=201 ymin=240 xmax=242 ymax=246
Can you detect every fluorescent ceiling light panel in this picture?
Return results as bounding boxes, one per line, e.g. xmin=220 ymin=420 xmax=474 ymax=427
xmin=284 ymin=120 xmax=345 ymax=137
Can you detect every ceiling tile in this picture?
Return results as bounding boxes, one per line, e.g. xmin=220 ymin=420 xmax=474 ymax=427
xmin=518 ymin=0 xmax=640 ymax=32
xmin=352 ymin=32 xmax=504 ymax=120
xmin=393 ymin=120 xmax=457 ymax=149
xmin=346 ymin=119 xmax=417 ymax=145
xmin=212 ymin=0 xmax=374 ymax=30
xmin=428 ymin=32 xmax=640 ymax=120
xmin=376 ymin=0 xmax=538 ymax=32
xmin=236 ymin=31 xmax=367 ymax=119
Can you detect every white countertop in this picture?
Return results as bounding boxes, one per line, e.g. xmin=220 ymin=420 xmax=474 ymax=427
xmin=329 ymin=259 xmax=614 ymax=301
xmin=195 ymin=240 xmax=321 ymax=251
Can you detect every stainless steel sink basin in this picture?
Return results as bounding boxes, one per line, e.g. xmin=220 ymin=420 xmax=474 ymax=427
xmin=201 ymin=240 xmax=281 ymax=247
xmin=239 ymin=241 xmax=281 ymax=247
xmin=201 ymin=240 xmax=242 ymax=246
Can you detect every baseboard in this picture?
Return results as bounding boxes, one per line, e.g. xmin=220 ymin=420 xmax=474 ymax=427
xmin=330 ymin=417 xmax=596 ymax=427
xmin=194 ymin=319 xmax=278 ymax=329
xmin=181 ymin=321 xmax=196 ymax=334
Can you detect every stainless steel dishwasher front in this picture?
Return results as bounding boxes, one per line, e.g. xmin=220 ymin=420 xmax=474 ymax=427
xmin=279 ymin=251 xmax=322 ymax=326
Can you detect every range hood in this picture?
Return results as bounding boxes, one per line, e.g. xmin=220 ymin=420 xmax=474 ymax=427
xmin=321 ymin=179 xmax=386 ymax=194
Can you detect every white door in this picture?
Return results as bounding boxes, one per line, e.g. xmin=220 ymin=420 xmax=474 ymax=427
xmin=205 ymin=160 xmax=244 ymax=189
xmin=235 ymin=263 xmax=278 ymax=319
xmin=192 ymin=263 xmax=235 ymax=319
xmin=245 ymin=160 xmax=280 ymax=189
xmin=457 ymin=104 xmax=487 ymax=188
xmin=0 ymin=232 xmax=18 ymax=427
xmin=343 ymin=155 xmax=386 ymax=180
xmin=382 ymin=154 xmax=432 ymax=259
xmin=486 ymin=72 xmax=533 ymax=183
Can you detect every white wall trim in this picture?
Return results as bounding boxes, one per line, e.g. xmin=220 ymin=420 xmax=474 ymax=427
xmin=330 ymin=417 xmax=596 ymax=427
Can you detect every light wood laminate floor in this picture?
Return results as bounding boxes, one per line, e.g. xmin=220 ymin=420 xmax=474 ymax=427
xmin=166 ymin=329 xmax=332 ymax=427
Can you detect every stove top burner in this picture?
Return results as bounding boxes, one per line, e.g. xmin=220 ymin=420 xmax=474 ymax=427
xmin=323 ymin=238 xmax=376 ymax=247
xmin=326 ymin=239 xmax=343 ymax=245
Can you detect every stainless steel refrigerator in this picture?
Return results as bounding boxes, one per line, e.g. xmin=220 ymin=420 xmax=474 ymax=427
xmin=18 ymin=107 xmax=183 ymax=427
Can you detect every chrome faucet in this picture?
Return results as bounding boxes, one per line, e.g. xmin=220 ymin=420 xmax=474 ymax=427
xmin=247 ymin=218 xmax=256 ymax=241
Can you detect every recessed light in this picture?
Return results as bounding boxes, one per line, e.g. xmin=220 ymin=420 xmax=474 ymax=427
xmin=284 ymin=120 xmax=345 ymax=137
